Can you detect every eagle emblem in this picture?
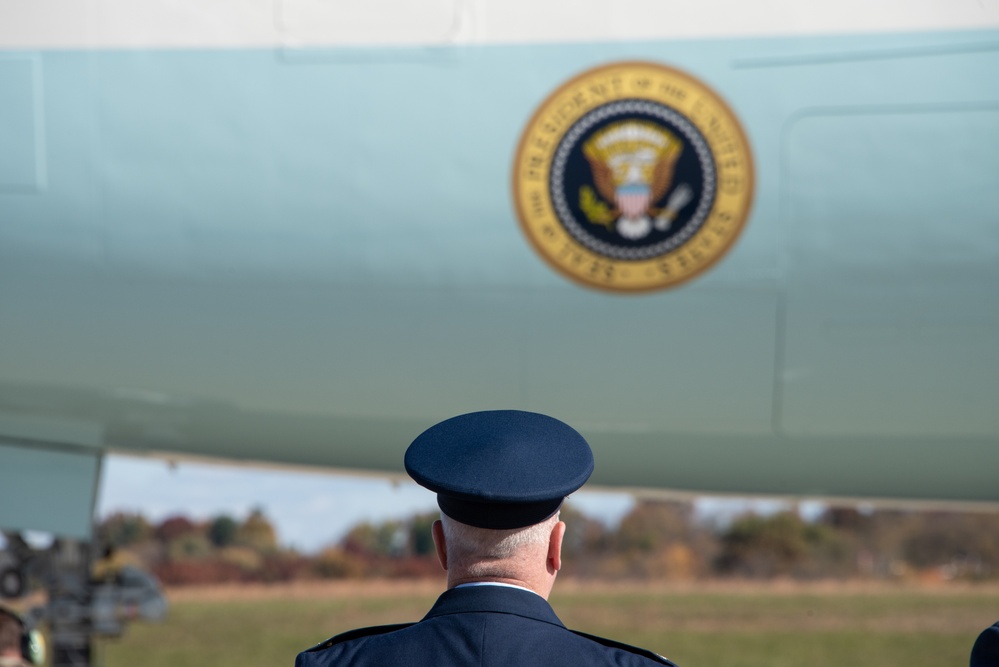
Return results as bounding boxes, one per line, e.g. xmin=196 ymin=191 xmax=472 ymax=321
xmin=581 ymin=121 xmax=694 ymax=240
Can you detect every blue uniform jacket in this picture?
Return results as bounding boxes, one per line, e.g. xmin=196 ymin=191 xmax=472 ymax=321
xmin=296 ymin=584 xmax=676 ymax=666
xmin=971 ymin=621 xmax=999 ymax=667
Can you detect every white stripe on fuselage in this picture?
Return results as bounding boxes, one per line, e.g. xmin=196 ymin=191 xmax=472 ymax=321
xmin=0 ymin=0 xmax=998 ymax=50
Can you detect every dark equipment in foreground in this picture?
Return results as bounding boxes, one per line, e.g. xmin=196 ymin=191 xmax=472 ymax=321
xmin=1 ymin=532 xmax=167 ymax=667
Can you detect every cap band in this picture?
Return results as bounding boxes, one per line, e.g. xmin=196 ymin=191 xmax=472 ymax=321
xmin=437 ymin=495 xmax=564 ymax=530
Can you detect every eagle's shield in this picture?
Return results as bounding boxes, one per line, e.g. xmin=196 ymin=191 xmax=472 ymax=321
xmin=616 ymin=184 xmax=651 ymax=219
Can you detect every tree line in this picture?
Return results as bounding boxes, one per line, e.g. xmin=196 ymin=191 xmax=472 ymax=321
xmin=96 ymin=502 xmax=999 ymax=586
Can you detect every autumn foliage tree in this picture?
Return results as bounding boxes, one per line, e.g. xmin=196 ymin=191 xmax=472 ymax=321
xmin=237 ymin=508 xmax=278 ymax=552
xmin=98 ymin=512 xmax=152 ymax=548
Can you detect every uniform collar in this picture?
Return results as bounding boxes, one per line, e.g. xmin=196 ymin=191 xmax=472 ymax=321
xmin=423 ymin=583 xmax=565 ymax=628
xmin=454 ymin=581 xmax=541 ymax=596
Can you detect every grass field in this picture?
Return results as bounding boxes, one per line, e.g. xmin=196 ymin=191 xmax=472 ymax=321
xmin=97 ymin=579 xmax=998 ymax=667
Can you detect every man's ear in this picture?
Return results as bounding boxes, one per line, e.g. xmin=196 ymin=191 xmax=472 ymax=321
xmin=432 ymin=520 xmax=448 ymax=571
xmin=548 ymin=520 xmax=565 ymax=574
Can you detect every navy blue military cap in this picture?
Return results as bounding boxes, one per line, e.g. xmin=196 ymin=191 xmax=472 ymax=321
xmin=405 ymin=410 xmax=594 ymax=530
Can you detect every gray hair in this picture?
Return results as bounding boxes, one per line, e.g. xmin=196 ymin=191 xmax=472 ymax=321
xmin=440 ymin=512 xmax=560 ymax=572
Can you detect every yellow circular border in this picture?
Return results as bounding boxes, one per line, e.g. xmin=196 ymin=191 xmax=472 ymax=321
xmin=512 ymin=61 xmax=755 ymax=292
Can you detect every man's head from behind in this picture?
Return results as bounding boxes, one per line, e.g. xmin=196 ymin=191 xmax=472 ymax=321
xmin=434 ymin=511 xmax=564 ymax=592
xmin=405 ymin=410 xmax=592 ymax=597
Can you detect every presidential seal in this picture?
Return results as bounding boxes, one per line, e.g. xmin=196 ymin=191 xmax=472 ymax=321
xmin=512 ymin=61 xmax=754 ymax=292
